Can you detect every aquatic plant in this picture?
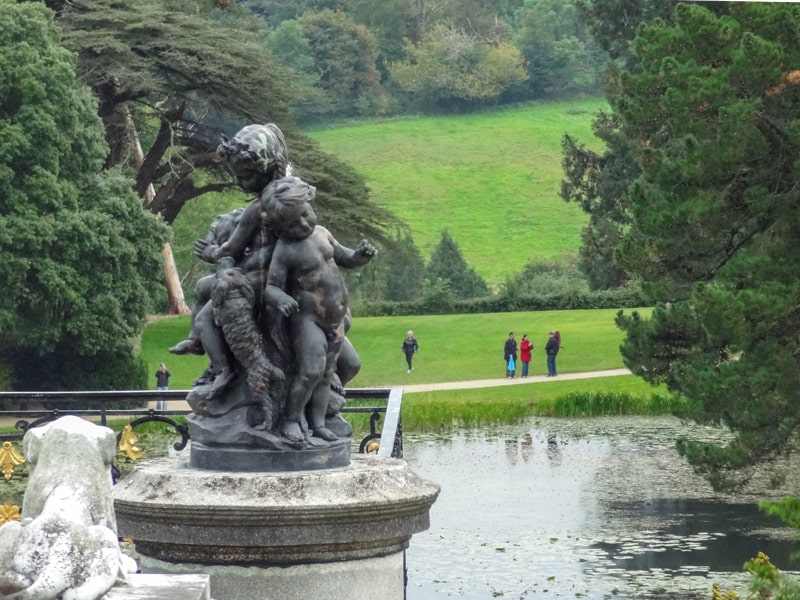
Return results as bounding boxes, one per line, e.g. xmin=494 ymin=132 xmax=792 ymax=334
xmin=711 ymin=552 xmax=800 ymax=600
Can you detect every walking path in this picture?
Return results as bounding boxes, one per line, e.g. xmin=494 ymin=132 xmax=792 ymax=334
xmin=398 ymin=368 xmax=632 ymax=393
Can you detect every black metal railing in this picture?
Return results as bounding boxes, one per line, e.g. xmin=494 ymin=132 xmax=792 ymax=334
xmin=0 ymin=387 xmax=407 ymax=596
xmin=0 ymin=387 xmax=403 ymax=459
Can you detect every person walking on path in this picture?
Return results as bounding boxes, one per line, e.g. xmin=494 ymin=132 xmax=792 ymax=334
xmin=402 ymin=330 xmax=419 ymax=373
xmin=504 ymin=331 xmax=517 ymax=379
xmin=155 ymin=363 xmax=171 ymax=410
xmin=519 ymin=334 xmax=534 ymax=377
xmin=545 ymin=331 xmax=560 ymax=376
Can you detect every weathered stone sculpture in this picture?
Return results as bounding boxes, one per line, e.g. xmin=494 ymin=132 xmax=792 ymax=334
xmin=0 ymin=416 xmax=137 ymax=600
xmin=171 ymin=124 xmax=374 ymax=470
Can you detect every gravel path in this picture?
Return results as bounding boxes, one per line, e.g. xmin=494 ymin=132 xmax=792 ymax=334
xmin=399 ymin=367 xmax=631 ymax=393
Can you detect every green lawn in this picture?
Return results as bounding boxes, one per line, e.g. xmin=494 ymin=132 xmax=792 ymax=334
xmin=142 ymin=307 xmax=650 ymax=390
xmin=307 ymin=98 xmax=608 ymax=287
xmin=167 ymin=99 xmax=608 ymax=297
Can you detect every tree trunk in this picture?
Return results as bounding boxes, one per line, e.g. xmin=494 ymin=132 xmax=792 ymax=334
xmin=125 ymin=107 xmax=190 ymax=315
xmin=162 ymin=242 xmax=190 ymax=315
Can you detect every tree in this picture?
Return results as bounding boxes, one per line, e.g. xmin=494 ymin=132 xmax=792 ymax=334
xmin=560 ymin=115 xmax=638 ymax=290
xmin=574 ymin=0 xmax=679 ymax=62
xmin=341 ymin=0 xmax=418 ymax=71
xmin=0 ymin=0 xmax=167 ymax=390
xmin=596 ymin=3 xmax=800 ymax=489
xmin=264 ymin=20 xmax=331 ymax=122
xmin=385 ymin=233 xmax=426 ymax=301
xmin=426 ymin=230 xmax=489 ymax=298
xmin=412 ymin=0 xmax=511 ymax=42
xmin=501 ymin=258 xmax=589 ymax=298
xmin=577 ymin=0 xmax=731 ymax=63
xmin=241 ymin=0 xmax=338 ymax=27
xmin=512 ymin=0 xmax=607 ymax=97
xmin=46 ymin=0 xmax=398 ymax=311
xmin=389 ymin=24 xmax=527 ymax=111
xmin=296 ymin=9 xmax=386 ymax=118
xmin=560 ymin=1 xmax=729 ymax=288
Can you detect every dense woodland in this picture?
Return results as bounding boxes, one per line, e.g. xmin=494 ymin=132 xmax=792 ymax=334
xmin=8 ymin=0 xmax=800 ymax=521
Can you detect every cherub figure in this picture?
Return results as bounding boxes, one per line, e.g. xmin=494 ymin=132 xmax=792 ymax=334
xmin=264 ymin=177 xmax=376 ymax=443
xmin=172 ymin=122 xmax=288 ymax=391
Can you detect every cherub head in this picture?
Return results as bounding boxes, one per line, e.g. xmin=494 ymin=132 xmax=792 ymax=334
xmin=265 ymin=176 xmax=318 ymax=241
xmin=217 ymin=124 xmax=288 ymax=193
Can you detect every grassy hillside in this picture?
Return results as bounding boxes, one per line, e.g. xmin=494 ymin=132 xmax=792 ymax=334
xmin=142 ymin=307 xmax=648 ymax=389
xmin=307 ymin=98 xmax=607 ymax=287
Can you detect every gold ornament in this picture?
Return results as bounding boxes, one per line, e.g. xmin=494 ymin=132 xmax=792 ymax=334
xmin=118 ymin=425 xmax=145 ymax=461
xmin=0 ymin=503 xmax=21 ymax=526
xmin=0 ymin=441 xmax=25 ymax=480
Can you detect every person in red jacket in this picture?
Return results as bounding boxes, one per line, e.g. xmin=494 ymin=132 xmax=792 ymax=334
xmin=519 ymin=334 xmax=534 ymax=377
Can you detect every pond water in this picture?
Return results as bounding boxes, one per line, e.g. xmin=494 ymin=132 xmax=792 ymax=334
xmin=404 ymin=416 xmax=800 ymax=599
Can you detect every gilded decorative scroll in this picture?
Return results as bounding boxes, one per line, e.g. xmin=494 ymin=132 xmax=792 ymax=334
xmin=0 ymin=441 xmax=25 ymax=480
xmin=118 ymin=425 xmax=145 ymax=461
xmin=0 ymin=502 xmax=21 ymax=526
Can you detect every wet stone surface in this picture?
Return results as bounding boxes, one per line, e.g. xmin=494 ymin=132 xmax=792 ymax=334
xmin=404 ymin=415 xmax=799 ymax=599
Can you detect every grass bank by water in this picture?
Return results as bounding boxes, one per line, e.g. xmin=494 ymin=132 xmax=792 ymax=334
xmin=388 ymin=375 xmax=676 ymax=433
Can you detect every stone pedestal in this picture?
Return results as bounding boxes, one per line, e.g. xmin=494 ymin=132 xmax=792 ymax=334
xmin=108 ymin=574 xmax=211 ymax=600
xmin=113 ymin=455 xmax=439 ymax=600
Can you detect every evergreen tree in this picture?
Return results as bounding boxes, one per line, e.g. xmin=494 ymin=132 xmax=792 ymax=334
xmin=385 ymin=233 xmax=426 ymax=301
xmin=426 ymin=230 xmax=489 ymax=299
xmin=595 ymin=3 xmax=800 ymax=489
xmin=560 ymin=118 xmax=638 ymax=290
xmin=561 ymin=2 xmax=732 ymax=291
xmin=0 ymin=0 xmax=167 ymax=390
xmin=512 ymin=0 xmax=607 ymax=98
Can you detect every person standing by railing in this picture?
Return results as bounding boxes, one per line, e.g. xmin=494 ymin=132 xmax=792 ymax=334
xmin=155 ymin=363 xmax=171 ymax=410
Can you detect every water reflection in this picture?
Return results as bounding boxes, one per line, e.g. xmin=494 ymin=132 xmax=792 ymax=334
xmin=404 ymin=416 xmax=799 ymax=599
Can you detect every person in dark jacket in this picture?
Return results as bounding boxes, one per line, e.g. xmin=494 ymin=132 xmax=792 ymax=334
xmin=155 ymin=363 xmax=171 ymax=410
xmin=545 ymin=331 xmax=560 ymax=376
xmin=402 ymin=330 xmax=419 ymax=373
xmin=503 ymin=331 xmax=517 ymax=379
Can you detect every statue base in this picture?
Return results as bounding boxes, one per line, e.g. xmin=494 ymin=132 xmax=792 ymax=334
xmin=189 ymin=440 xmax=350 ymax=471
xmin=186 ymin=407 xmax=352 ymax=470
xmin=113 ymin=455 xmax=439 ymax=600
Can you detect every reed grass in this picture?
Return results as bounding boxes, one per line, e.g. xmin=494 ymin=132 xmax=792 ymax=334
xmin=538 ymin=391 xmax=688 ymax=417
xmin=388 ymin=375 xmax=675 ymax=432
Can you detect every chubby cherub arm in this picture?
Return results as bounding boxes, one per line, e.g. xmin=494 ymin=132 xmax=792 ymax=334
xmin=264 ymin=246 xmax=299 ymax=317
xmin=193 ymin=200 xmax=262 ymax=263
xmin=327 ymin=228 xmax=377 ymax=268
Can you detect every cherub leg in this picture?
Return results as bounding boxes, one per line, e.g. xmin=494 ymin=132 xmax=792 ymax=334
xmin=196 ymin=303 xmax=235 ymax=390
xmin=169 ymin=277 xmax=215 ymax=355
xmin=307 ymin=328 xmax=344 ymax=441
xmin=280 ymin=317 xmax=326 ymax=443
xmin=336 ymin=336 xmax=361 ymax=388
